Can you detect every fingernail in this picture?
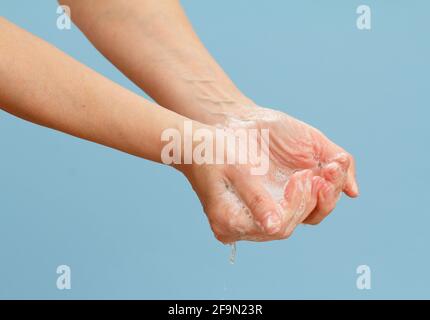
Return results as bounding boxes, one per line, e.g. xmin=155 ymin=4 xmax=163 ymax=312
xmin=264 ymin=212 xmax=281 ymax=235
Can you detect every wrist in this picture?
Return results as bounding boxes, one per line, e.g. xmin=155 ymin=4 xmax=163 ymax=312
xmin=191 ymin=88 xmax=258 ymax=126
xmin=175 ymin=66 xmax=257 ymax=126
xmin=159 ymin=118 xmax=215 ymax=173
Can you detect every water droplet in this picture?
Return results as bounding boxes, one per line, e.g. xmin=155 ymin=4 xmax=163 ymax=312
xmin=229 ymin=242 xmax=237 ymax=264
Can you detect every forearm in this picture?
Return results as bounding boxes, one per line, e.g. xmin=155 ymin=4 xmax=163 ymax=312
xmin=0 ymin=18 xmax=195 ymax=163
xmin=60 ymin=0 xmax=253 ymax=125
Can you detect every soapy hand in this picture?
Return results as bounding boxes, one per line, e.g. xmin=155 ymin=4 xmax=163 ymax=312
xmin=224 ymin=105 xmax=359 ymax=225
xmin=179 ymin=105 xmax=358 ymax=243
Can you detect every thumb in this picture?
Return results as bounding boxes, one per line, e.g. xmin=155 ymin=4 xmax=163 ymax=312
xmin=229 ymin=172 xmax=282 ymax=235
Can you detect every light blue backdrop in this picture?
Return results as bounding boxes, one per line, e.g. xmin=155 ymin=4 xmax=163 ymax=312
xmin=0 ymin=0 xmax=429 ymax=299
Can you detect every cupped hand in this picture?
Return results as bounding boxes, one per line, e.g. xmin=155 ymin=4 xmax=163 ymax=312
xmin=177 ymin=105 xmax=358 ymax=243
xmin=221 ymin=105 xmax=359 ymax=225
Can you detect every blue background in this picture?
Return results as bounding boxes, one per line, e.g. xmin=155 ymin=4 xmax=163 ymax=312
xmin=0 ymin=0 xmax=429 ymax=299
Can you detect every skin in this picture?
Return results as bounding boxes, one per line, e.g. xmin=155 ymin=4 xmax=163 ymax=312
xmin=0 ymin=17 xmax=184 ymax=164
xmin=60 ymin=0 xmax=359 ymax=242
xmin=0 ymin=18 xmax=317 ymax=244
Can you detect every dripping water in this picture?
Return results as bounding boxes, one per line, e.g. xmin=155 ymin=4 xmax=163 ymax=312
xmin=229 ymin=242 xmax=237 ymax=264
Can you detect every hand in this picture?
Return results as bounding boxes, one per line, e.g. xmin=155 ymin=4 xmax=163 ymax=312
xmin=219 ymin=104 xmax=359 ymax=226
xmin=176 ymin=106 xmax=359 ymax=244
xmin=178 ymin=152 xmax=308 ymax=243
xmin=174 ymin=121 xmax=314 ymax=243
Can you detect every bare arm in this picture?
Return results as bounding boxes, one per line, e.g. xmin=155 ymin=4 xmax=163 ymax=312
xmin=60 ymin=0 xmax=359 ymax=225
xmin=58 ymin=0 xmax=252 ymax=125
xmin=0 ymin=18 xmax=301 ymax=242
xmin=0 ymin=17 xmax=194 ymax=163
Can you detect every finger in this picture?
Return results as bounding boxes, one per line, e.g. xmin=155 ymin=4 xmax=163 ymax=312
xmin=343 ymin=154 xmax=359 ymax=198
xmin=206 ymin=204 xmax=243 ymax=244
xmin=281 ymin=170 xmax=322 ymax=236
xmin=206 ymin=179 xmax=258 ymax=244
xmin=303 ymin=179 xmax=338 ymax=225
xmin=302 ymin=175 xmax=325 ymax=223
xmin=321 ymin=160 xmax=346 ymax=191
xmin=279 ymin=171 xmax=303 ymax=237
xmin=231 ymin=174 xmax=282 ymax=235
xmin=322 ymin=142 xmax=359 ymax=198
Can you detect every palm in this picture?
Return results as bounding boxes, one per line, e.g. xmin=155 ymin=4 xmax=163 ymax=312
xmin=182 ymin=106 xmax=358 ymax=243
xmin=224 ymin=106 xmax=358 ymax=225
